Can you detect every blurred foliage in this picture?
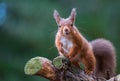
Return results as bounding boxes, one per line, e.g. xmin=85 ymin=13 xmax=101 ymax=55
xmin=0 ymin=0 xmax=120 ymax=81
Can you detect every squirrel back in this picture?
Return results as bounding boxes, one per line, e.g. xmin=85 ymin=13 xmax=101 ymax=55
xmin=90 ymin=39 xmax=116 ymax=79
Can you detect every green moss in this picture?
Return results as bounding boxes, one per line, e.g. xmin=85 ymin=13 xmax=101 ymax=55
xmin=53 ymin=56 xmax=66 ymax=69
xmin=24 ymin=57 xmax=42 ymax=75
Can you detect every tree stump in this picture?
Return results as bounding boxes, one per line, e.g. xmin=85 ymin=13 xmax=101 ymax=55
xmin=24 ymin=56 xmax=119 ymax=81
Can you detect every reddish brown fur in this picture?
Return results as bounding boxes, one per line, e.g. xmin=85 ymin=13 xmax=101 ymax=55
xmin=54 ymin=8 xmax=96 ymax=74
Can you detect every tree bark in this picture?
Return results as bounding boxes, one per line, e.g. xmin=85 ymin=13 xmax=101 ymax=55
xmin=24 ymin=56 xmax=119 ymax=81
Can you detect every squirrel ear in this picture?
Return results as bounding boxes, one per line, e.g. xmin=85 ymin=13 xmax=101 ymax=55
xmin=53 ymin=10 xmax=61 ymax=24
xmin=69 ymin=8 xmax=76 ymax=23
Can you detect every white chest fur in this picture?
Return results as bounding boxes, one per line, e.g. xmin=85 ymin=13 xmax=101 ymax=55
xmin=60 ymin=36 xmax=73 ymax=54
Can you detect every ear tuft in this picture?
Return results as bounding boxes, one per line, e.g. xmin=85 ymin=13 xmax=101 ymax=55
xmin=53 ymin=10 xmax=61 ymax=24
xmin=71 ymin=8 xmax=76 ymax=15
xmin=69 ymin=8 xmax=77 ymax=23
xmin=53 ymin=10 xmax=58 ymax=17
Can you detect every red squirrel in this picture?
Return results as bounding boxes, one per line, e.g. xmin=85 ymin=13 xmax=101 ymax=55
xmin=53 ymin=8 xmax=116 ymax=79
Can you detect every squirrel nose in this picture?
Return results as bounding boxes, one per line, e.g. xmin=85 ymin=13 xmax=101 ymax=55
xmin=65 ymin=29 xmax=68 ymax=32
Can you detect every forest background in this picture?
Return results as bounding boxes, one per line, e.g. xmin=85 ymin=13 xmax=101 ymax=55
xmin=0 ymin=0 xmax=120 ymax=81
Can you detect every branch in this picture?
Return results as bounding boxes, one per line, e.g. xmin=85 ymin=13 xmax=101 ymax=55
xmin=24 ymin=56 xmax=119 ymax=81
xmin=24 ymin=57 xmax=57 ymax=81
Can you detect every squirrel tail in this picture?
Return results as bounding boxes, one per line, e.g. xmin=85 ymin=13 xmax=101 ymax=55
xmin=90 ymin=38 xmax=116 ymax=79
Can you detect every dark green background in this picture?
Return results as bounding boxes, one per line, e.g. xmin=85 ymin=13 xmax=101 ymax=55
xmin=0 ymin=0 xmax=120 ymax=81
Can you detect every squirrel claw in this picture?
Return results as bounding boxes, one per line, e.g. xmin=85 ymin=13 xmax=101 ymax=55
xmin=85 ymin=70 xmax=93 ymax=75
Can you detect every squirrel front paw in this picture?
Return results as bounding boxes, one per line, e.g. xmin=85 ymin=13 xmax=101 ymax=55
xmin=59 ymin=48 xmax=64 ymax=54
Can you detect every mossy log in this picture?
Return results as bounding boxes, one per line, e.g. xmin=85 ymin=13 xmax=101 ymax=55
xmin=24 ymin=56 xmax=119 ymax=81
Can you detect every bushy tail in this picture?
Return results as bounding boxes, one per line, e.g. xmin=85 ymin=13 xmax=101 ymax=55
xmin=90 ymin=39 xmax=116 ymax=79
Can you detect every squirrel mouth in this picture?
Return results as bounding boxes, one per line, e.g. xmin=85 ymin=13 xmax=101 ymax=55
xmin=65 ymin=32 xmax=70 ymax=35
xmin=65 ymin=32 xmax=69 ymax=35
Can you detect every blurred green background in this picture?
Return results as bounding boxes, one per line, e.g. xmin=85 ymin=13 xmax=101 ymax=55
xmin=0 ymin=0 xmax=120 ymax=81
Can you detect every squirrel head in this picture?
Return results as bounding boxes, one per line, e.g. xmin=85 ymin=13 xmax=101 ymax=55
xmin=53 ymin=8 xmax=77 ymax=37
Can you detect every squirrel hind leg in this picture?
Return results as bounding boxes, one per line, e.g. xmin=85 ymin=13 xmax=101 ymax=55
xmin=90 ymin=38 xmax=116 ymax=79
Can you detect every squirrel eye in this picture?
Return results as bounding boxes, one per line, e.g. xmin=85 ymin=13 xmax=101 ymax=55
xmin=58 ymin=25 xmax=61 ymax=28
xmin=71 ymin=24 xmax=73 ymax=27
